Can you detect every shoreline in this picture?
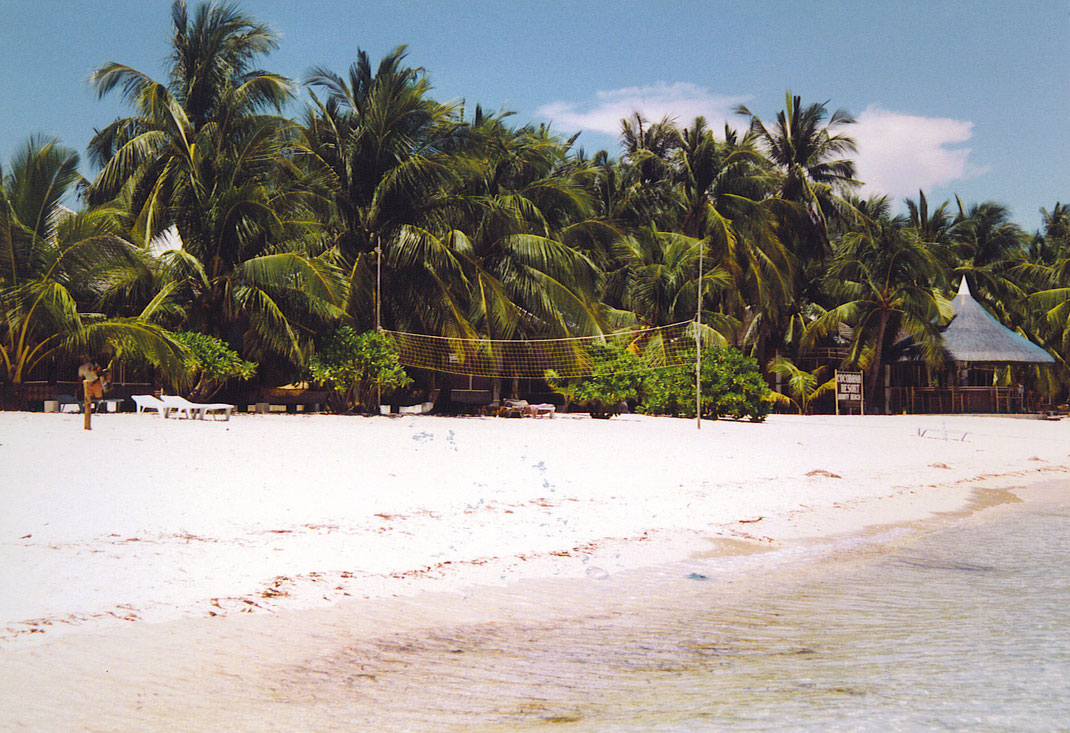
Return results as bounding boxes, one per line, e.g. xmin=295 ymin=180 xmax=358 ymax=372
xmin=1 ymin=476 xmax=1065 ymax=729
xmin=1 ymin=411 xmax=1067 ymax=648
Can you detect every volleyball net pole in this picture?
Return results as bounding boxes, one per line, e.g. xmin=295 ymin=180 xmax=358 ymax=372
xmin=376 ymin=244 xmax=382 ymax=411
xmin=375 ymin=244 xmax=382 ymax=334
xmin=695 ymin=239 xmax=703 ymax=431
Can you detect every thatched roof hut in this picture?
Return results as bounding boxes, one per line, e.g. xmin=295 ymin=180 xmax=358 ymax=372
xmin=886 ymin=280 xmax=1052 ymax=414
xmin=938 ymin=279 xmax=1054 ymax=364
xmin=895 ymin=279 xmax=1053 ymax=364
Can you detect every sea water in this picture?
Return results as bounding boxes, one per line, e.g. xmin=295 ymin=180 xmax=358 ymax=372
xmin=272 ymin=483 xmax=1070 ymax=731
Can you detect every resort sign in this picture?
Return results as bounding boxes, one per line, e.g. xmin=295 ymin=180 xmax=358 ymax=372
xmin=835 ymin=371 xmax=864 ymax=415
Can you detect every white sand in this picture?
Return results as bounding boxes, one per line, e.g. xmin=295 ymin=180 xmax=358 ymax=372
xmin=1 ymin=410 xmax=1068 ymax=647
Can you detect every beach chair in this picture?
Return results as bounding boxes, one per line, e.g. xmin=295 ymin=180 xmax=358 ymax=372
xmin=530 ymin=403 xmax=556 ymax=418
xmin=499 ymin=398 xmax=528 ymax=418
xmin=132 ymin=395 xmax=167 ymax=416
xmin=499 ymin=399 xmax=555 ymax=418
xmin=159 ymin=395 xmax=234 ymax=421
xmin=54 ymin=394 xmax=83 ymax=413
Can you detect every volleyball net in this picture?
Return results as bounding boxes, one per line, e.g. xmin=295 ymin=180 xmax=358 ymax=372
xmin=382 ymin=321 xmax=699 ymax=379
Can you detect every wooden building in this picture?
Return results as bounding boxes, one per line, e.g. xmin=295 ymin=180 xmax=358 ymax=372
xmin=887 ymin=279 xmax=1054 ymax=414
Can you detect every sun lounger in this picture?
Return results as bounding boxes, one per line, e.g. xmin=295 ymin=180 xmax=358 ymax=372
xmin=499 ymin=399 xmax=555 ymax=418
xmin=55 ymin=394 xmax=83 ymax=413
xmin=530 ymin=403 xmax=555 ymax=418
xmin=159 ymin=395 xmax=234 ymax=421
xmin=132 ymin=395 xmax=167 ymax=416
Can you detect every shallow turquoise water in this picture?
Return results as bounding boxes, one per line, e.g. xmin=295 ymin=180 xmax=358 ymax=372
xmin=287 ymin=485 xmax=1070 ymax=730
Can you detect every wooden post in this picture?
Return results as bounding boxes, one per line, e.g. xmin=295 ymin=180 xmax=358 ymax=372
xmin=83 ymin=379 xmax=92 ymax=431
xmin=376 ymin=244 xmax=382 ymax=414
xmin=695 ymin=238 xmax=703 ymax=430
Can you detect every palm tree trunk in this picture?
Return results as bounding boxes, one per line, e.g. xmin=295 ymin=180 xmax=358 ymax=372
xmin=867 ymin=310 xmax=889 ymax=413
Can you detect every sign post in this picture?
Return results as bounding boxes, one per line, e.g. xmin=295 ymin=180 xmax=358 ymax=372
xmin=835 ymin=370 xmax=864 ymax=416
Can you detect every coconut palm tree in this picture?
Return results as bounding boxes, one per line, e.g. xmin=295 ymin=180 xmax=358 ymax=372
xmin=605 ymin=226 xmax=731 ymax=332
xmin=948 ymin=200 xmax=1032 ymax=337
xmin=87 ymin=0 xmax=341 ymax=366
xmin=1023 ymin=204 xmax=1070 ymax=388
xmin=736 ymin=92 xmax=860 ymax=259
xmin=902 ymin=190 xmax=959 ymax=292
xmin=766 ymin=356 xmax=836 ymax=414
xmin=811 ymin=197 xmax=948 ymax=411
xmin=88 ymin=0 xmax=294 ymax=210
xmin=299 ymin=45 xmax=473 ymax=338
xmin=441 ymin=115 xmax=607 ymax=340
xmin=0 ymin=137 xmax=184 ymax=404
xmin=301 ymin=45 xmax=461 ymax=260
xmin=1040 ymin=203 xmax=1070 ymax=255
xmin=672 ymin=117 xmax=797 ymax=359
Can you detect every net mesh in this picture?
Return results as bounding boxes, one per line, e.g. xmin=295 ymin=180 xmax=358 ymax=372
xmin=383 ymin=321 xmax=698 ymax=379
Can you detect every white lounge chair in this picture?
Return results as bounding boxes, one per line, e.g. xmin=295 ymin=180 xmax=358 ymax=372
xmin=131 ymin=394 xmax=167 ymax=416
xmin=499 ymin=399 xmax=556 ymax=418
xmin=159 ymin=395 xmax=234 ymax=421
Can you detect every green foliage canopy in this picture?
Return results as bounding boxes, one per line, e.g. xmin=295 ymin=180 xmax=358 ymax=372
xmin=545 ymin=343 xmax=648 ymax=418
xmin=643 ymin=346 xmax=772 ymax=422
xmin=164 ymin=331 xmax=257 ymax=400
xmin=309 ymin=327 xmax=412 ymax=413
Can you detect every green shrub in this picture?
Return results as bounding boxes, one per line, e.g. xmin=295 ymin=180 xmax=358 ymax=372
xmin=309 ymin=328 xmax=411 ymax=413
xmin=545 ymin=343 xmax=650 ymax=418
xmin=643 ymin=346 xmax=771 ymax=422
xmin=165 ymin=331 xmax=257 ymax=400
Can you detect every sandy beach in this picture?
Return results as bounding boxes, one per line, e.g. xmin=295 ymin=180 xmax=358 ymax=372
xmin=1 ymin=410 xmax=1068 ymax=727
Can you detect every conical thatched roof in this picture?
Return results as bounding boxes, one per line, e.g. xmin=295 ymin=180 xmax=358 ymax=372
xmin=937 ymin=279 xmax=1054 ymax=364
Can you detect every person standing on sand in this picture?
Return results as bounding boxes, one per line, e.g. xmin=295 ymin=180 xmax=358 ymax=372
xmin=77 ymin=356 xmax=104 ymax=400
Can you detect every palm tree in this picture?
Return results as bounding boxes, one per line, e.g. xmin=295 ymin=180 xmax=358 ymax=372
xmin=0 ymin=136 xmax=184 ymax=404
xmin=949 ymin=200 xmax=1030 ymax=335
xmin=812 ymin=197 xmax=948 ymax=411
xmin=88 ymin=0 xmax=294 ymax=208
xmin=906 ymin=190 xmax=954 ymax=245
xmin=87 ymin=1 xmax=341 ymax=365
xmin=612 ymin=113 xmax=683 ymax=232
xmin=605 ymin=226 xmax=732 ymax=340
xmin=442 ymin=115 xmax=607 ymax=340
xmin=953 ymin=200 xmax=1028 ymax=270
xmin=299 ymin=45 xmax=471 ymax=338
xmin=1040 ymin=203 xmax=1070 ymax=255
xmin=736 ymin=92 xmax=860 ymax=258
xmin=766 ymin=356 xmax=836 ymax=414
xmin=301 ymin=45 xmax=461 ymax=260
xmin=903 ymin=190 xmax=959 ymax=292
xmin=1023 ymin=203 xmax=1070 ymax=390
xmin=672 ymin=117 xmax=796 ymax=360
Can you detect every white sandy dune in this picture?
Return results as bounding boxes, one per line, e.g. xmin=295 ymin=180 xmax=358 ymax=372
xmin=1 ymin=410 xmax=1068 ymax=646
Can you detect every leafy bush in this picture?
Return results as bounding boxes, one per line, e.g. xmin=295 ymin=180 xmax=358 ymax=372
xmin=545 ymin=343 xmax=650 ymax=418
xmin=643 ymin=346 xmax=771 ymax=422
xmin=165 ymin=331 xmax=257 ymax=400
xmin=309 ymin=328 xmax=411 ymax=413
xmin=642 ymin=363 xmax=693 ymax=417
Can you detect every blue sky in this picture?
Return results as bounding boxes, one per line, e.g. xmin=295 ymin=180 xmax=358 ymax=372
xmin=2 ymin=0 xmax=1066 ymax=231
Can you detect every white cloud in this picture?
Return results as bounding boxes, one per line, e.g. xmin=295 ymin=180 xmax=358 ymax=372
xmin=537 ymin=82 xmax=751 ymax=138
xmin=852 ymin=105 xmax=988 ymax=198
xmin=539 ymin=90 xmax=985 ymax=200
